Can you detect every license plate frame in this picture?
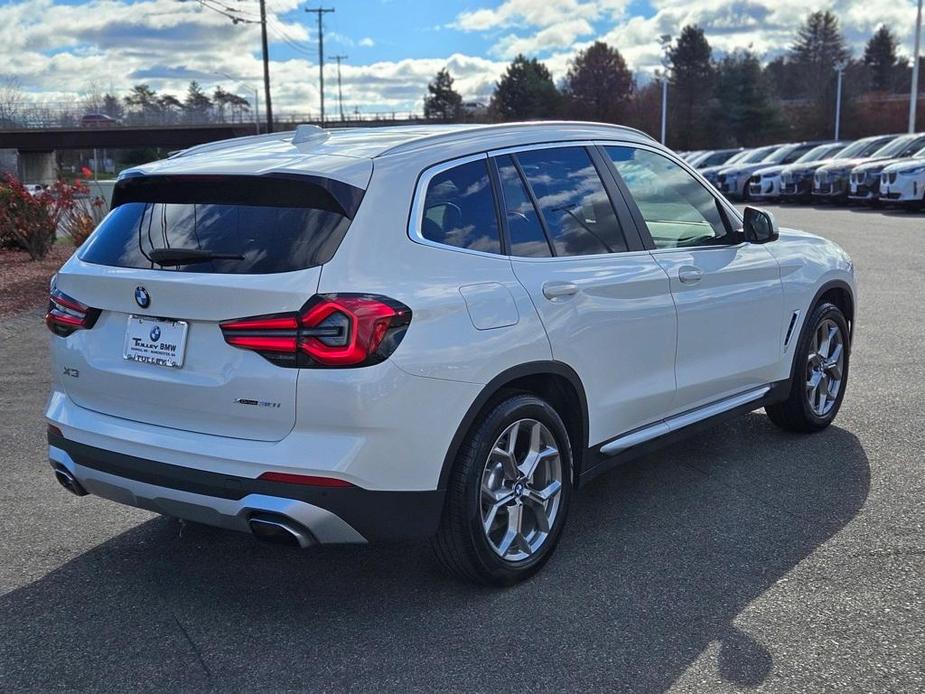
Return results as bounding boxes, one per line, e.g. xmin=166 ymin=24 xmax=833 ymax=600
xmin=123 ymin=315 xmax=189 ymax=369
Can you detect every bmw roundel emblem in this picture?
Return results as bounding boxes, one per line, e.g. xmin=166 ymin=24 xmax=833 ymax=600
xmin=149 ymin=326 xmax=161 ymax=342
xmin=134 ymin=286 xmax=150 ymax=308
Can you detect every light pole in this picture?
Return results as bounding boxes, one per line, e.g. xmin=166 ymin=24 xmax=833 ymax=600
xmin=212 ymin=71 xmax=261 ymax=135
xmin=911 ymin=0 xmax=923 ymax=132
xmin=834 ymin=61 xmax=847 ymax=141
xmin=658 ymin=34 xmax=671 ymax=146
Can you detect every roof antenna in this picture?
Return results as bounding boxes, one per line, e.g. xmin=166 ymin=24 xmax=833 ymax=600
xmin=292 ymin=124 xmax=328 ymax=145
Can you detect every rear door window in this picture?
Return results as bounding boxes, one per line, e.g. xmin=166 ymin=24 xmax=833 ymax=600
xmin=494 ymin=155 xmax=552 ymax=258
xmin=515 ymin=147 xmax=628 ymax=256
xmin=79 ymin=175 xmax=360 ymax=274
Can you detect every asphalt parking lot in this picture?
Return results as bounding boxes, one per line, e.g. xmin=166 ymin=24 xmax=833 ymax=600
xmin=1 ymin=203 xmax=923 ymax=692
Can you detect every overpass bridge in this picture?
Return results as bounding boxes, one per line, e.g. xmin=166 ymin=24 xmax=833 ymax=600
xmin=0 ymin=117 xmax=434 ymax=183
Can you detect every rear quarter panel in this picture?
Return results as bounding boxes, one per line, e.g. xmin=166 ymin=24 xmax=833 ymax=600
xmin=316 ymin=151 xmax=552 ymax=385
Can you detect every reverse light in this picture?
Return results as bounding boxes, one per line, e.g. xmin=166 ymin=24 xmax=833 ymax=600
xmin=220 ymin=293 xmax=412 ymax=368
xmin=45 ymin=289 xmax=100 ymax=337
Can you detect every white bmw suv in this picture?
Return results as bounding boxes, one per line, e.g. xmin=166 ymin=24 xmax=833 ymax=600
xmin=46 ymin=122 xmax=855 ymax=585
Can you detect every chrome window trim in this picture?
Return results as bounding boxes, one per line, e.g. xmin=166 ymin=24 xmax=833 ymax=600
xmin=406 ymin=138 xmax=746 ymax=261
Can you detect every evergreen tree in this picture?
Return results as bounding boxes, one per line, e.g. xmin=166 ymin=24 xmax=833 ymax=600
xmin=667 ymin=25 xmax=714 ymax=149
xmin=183 ymin=81 xmax=212 ymax=121
xmin=123 ymin=84 xmax=158 ymax=113
xmin=790 ymin=10 xmax=850 ymax=97
xmin=864 ymin=26 xmax=903 ymax=92
xmin=423 ymin=68 xmax=463 ymax=121
xmin=101 ymin=93 xmax=124 ymax=121
xmin=713 ymin=50 xmax=783 ymax=146
xmin=489 ymin=55 xmax=560 ymax=121
xmin=562 ymin=41 xmax=634 ymax=123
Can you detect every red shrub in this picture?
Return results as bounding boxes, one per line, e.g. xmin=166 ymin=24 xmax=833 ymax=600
xmin=0 ymin=175 xmax=86 ymax=260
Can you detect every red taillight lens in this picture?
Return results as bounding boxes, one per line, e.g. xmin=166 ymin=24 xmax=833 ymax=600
xmin=220 ymin=294 xmax=411 ymax=368
xmin=45 ymin=289 xmax=100 ymax=337
xmin=257 ymin=471 xmax=355 ymax=488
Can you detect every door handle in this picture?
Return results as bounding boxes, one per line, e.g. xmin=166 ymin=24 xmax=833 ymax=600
xmin=542 ymin=281 xmax=579 ymax=300
xmin=678 ymin=266 xmax=703 ymax=285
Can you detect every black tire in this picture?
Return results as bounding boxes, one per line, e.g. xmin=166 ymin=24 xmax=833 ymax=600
xmin=766 ymin=301 xmax=850 ymax=433
xmin=432 ymin=394 xmax=573 ymax=586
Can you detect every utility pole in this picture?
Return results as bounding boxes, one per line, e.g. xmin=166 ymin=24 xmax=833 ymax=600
xmin=834 ymin=62 xmax=846 ymax=140
xmin=258 ymin=0 xmax=273 ymax=132
xmin=658 ymin=34 xmax=671 ymax=146
xmin=306 ymin=5 xmax=335 ymax=125
xmin=332 ymin=55 xmax=347 ymax=121
xmin=911 ymin=0 xmax=923 ymax=132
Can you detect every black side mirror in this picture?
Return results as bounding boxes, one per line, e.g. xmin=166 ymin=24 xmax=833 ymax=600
xmin=742 ymin=206 xmax=779 ymax=244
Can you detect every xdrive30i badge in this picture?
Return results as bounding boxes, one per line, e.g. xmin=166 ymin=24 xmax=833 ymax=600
xmin=134 ymin=286 xmax=150 ymax=308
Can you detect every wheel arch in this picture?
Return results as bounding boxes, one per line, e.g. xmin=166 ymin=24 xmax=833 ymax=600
xmin=784 ymin=279 xmax=855 ymax=387
xmin=811 ymin=279 xmax=854 ymax=343
xmin=437 ymin=361 xmax=590 ymax=490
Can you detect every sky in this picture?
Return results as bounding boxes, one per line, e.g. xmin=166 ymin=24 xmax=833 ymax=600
xmin=1 ymin=0 xmax=922 ymax=115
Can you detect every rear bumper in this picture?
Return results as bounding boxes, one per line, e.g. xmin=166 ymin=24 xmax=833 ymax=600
xmin=48 ymin=431 xmax=445 ymax=542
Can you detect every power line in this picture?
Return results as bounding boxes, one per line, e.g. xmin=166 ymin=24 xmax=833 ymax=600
xmin=267 ymin=17 xmax=315 ymax=57
xmin=305 ymin=5 xmax=335 ymax=124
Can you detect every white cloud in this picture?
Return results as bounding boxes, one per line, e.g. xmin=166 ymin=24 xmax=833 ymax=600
xmin=454 ymin=0 xmax=626 ymax=32
xmin=358 ymin=37 xmax=375 ymax=47
xmin=491 ymin=19 xmax=596 ymax=58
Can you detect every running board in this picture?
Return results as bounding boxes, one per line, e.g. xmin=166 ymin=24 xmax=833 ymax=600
xmin=599 ymin=385 xmax=772 ymax=456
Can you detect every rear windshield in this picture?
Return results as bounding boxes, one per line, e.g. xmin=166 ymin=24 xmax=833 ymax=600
xmin=79 ymin=175 xmax=362 ymax=274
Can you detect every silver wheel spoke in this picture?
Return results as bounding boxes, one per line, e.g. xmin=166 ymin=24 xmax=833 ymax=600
xmin=528 ymin=479 xmax=562 ymax=503
xmin=519 ymin=445 xmax=558 ymax=481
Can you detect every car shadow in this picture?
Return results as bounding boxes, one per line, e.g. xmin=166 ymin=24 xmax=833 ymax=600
xmin=0 ymin=414 xmax=869 ymax=692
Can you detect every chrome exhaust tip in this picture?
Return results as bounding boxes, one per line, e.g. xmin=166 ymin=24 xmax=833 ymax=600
xmin=248 ymin=513 xmax=314 ymax=549
xmin=53 ymin=466 xmax=87 ymax=496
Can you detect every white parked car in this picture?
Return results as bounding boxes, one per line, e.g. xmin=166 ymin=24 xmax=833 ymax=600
xmin=879 ymin=150 xmax=925 ymax=208
xmin=749 ymin=142 xmax=849 ymax=202
xmin=46 ymin=122 xmax=856 ymax=585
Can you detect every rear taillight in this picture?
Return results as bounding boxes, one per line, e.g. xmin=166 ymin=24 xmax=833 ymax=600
xmin=220 ymin=294 xmax=411 ymax=368
xmin=45 ymin=289 xmax=100 ymax=337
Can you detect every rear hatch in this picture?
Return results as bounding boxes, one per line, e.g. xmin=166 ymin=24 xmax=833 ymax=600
xmin=52 ymin=173 xmax=365 ymax=442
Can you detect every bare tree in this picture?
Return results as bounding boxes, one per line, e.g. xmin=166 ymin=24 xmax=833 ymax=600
xmin=0 ymin=77 xmax=25 ymax=126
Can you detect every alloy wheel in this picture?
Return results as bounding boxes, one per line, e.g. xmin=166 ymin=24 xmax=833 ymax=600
xmin=479 ymin=419 xmax=563 ymax=562
xmin=805 ymin=318 xmax=845 ymax=417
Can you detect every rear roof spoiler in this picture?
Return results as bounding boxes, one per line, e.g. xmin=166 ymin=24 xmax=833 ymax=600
xmin=111 ymin=173 xmax=365 ymax=220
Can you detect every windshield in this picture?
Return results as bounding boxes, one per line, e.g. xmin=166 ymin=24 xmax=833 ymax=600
xmin=80 ymin=175 xmax=360 ymax=274
xmin=873 ymin=134 xmax=925 ymax=158
xmin=740 ymin=146 xmax=778 ymax=164
xmin=796 ymin=144 xmax=844 ymax=163
xmin=763 ymin=146 xmax=799 ymax=164
xmin=722 ymin=149 xmax=751 ymax=166
xmin=838 ymin=137 xmax=895 ymax=159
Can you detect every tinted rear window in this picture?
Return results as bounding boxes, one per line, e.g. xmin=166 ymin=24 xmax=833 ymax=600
xmin=79 ymin=175 xmax=359 ymax=274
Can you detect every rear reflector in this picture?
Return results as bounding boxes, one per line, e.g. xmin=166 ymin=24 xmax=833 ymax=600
xmin=45 ymin=289 xmax=100 ymax=337
xmin=258 ymin=471 xmax=355 ymax=488
xmin=220 ymin=293 xmax=411 ymax=368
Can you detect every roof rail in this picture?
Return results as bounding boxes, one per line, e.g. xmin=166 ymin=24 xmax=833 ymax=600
xmin=375 ymin=120 xmax=657 ymax=157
